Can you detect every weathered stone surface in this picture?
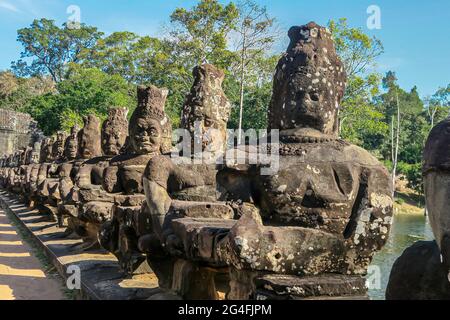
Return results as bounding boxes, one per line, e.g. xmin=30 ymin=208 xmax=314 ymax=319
xmin=52 ymin=131 xmax=67 ymax=161
xmin=63 ymin=125 xmax=79 ymax=161
xmin=142 ymin=64 xmax=234 ymax=295
xmin=98 ymin=85 xmax=172 ymax=274
xmin=386 ymin=241 xmax=450 ymax=300
xmin=269 ymin=22 xmax=346 ymax=137
xmin=77 ymin=115 xmax=102 ymax=159
xmin=131 ymin=85 xmax=172 ymax=155
xmin=423 ymin=117 xmax=450 ymax=268
xmin=171 ymin=217 xmax=235 ymax=263
xmin=40 ymin=137 xmax=54 ymax=163
xmin=387 ymin=117 xmax=450 ymax=300
xmin=102 ymin=107 xmax=128 ymax=156
xmin=254 ymin=274 xmax=367 ymax=299
xmin=0 ymin=109 xmax=42 ymax=156
xmin=216 ymin=21 xmax=393 ymax=279
xmin=181 ymin=64 xmax=231 ymax=155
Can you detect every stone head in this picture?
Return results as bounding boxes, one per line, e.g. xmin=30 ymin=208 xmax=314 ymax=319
xmin=77 ymin=115 xmax=102 ymax=160
xmin=30 ymin=142 xmax=41 ymax=164
xmin=102 ymin=108 xmax=129 ymax=156
xmin=423 ymin=117 xmax=450 ymax=270
xmin=64 ymin=125 xmax=79 ymax=160
xmin=129 ymin=85 xmax=172 ymax=155
xmin=17 ymin=149 xmax=26 ymax=166
xmin=269 ymin=22 xmax=346 ymax=137
xmin=23 ymin=146 xmax=33 ymax=165
xmin=52 ymin=131 xmax=67 ymax=160
xmin=181 ymin=64 xmax=231 ymax=154
xmin=40 ymin=137 xmax=54 ymax=163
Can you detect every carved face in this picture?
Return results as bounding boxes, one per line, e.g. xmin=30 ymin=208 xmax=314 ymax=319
xmin=269 ymin=24 xmax=346 ymax=136
xmin=78 ymin=134 xmax=96 ymax=159
xmin=64 ymin=136 xmax=78 ymax=160
xmin=30 ymin=152 xmax=40 ymax=164
xmin=102 ymin=124 xmax=127 ymax=156
xmin=52 ymin=132 xmax=66 ymax=159
xmin=41 ymin=137 xmax=54 ymax=162
xmin=130 ymin=118 xmax=162 ymax=155
xmin=77 ymin=116 xmax=102 ymax=160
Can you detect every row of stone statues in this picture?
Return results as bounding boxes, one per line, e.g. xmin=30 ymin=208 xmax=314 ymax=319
xmin=0 ymin=22 xmax=396 ymax=300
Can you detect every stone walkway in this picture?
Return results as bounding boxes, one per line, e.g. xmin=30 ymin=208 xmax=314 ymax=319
xmin=0 ymin=208 xmax=65 ymax=300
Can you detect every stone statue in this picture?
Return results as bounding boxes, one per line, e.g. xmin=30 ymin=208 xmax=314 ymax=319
xmin=70 ymin=108 xmax=129 ymax=249
xmin=99 ymin=85 xmax=172 ymax=273
xmin=58 ymin=116 xmax=102 ymax=233
xmin=142 ymin=63 xmax=234 ymax=297
xmin=387 ymin=118 xmax=450 ymax=299
xmin=142 ymin=23 xmax=393 ymax=300
xmin=214 ymin=22 xmax=393 ymax=299
xmin=181 ymin=64 xmax=231 ymax=159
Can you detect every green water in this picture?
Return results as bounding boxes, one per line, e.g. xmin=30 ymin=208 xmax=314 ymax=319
xmin=368 ymin=213 xmax=434 ymax=300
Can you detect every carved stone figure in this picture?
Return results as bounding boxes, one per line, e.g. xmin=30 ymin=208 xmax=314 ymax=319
xmin=99 ymin=86 xmax=172 ymax=273
xmin=181 ymin=64 xmax=231 ymax=158
xmin=143 ymin=23 xmax=393 ymax=300
xmin=142 ymin=63 xmax=233 ymax=297
xmin=215 ymin=22 xmax=393 ymax=299
xmin=387 ymin=118 xmax=450 ymax=299
xmin=58 ymin=116 xmax=102 ymax=232
xmin=72 ymin=108 xmax=129 ymax=249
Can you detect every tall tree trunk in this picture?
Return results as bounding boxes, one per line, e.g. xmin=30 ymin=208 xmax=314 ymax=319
xmin=237 ymin=34 xmax=246 ymax=145
xmin=391 ymin=93 xmax=401 ymax=199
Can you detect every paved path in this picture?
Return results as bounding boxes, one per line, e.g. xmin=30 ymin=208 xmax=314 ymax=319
xmin=0 ymin=208 xmax=65 ymax=300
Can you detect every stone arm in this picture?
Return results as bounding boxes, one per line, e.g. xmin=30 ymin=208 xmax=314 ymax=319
xmin=143 ymin=156 xmax=234 ymax=251
xmin=36 ymin=163 xmax=50 ymax=196
xmin=102 ymin=165 xmax=121 ymax=193
xmin=142 ymin=156 xmax=174 ymax=243
xmin=59 ymin=163 xmax=76 ymax=201
xmin=76 ymin=163 xmax=94 ymax=189
xmin=77 ymin=160 xmax=109 ymax=190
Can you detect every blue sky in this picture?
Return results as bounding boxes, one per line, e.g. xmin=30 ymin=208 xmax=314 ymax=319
xmin=0 ymin=0 xmax=448 ymax=97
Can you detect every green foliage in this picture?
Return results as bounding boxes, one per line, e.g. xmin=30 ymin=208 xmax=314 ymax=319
xmin=22 ymin=67 xmax=134 ymax=135
xmin=169 ymin=0 xmax=239 ymax=68
xmin=228 ymin=82 xmax=272 ymax=130
xmin=328 ymin=18 xmax=385 ymax=148
xmin=404 ymin=163 xmax=423 ymax=195
xmin=0 ymin=71 xmax=55 ymax=111
xmin=395 ymin=162 xmax=423 ymax=195
xmin=12 ymin=18 xmax=103 ymax=82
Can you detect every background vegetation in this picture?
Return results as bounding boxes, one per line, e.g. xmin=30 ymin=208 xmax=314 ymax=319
xmin=0 ymin=0 xmax=449 ymax=198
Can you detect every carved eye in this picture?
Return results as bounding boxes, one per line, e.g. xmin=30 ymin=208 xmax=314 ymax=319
xmin=308 ymin=92 xmax=319 ymax=102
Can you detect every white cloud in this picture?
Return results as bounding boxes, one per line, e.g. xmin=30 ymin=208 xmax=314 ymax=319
xmin=0 ymin=1 xmax=20 ymax=13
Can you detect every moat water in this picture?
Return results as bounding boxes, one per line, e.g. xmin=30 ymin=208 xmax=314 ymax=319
xmin=368 ymin=212 xmax=434 ymax=300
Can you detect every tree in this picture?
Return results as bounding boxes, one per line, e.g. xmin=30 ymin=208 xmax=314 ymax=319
xmin=425 ymin=84 xmax=450 ymax=128
xmin=328 ymin=18 xmax=384 ymax=141
xmin=329 ymin=18 xmax=383 ymax=80
xmin=232 ymin=0 xmax=278 ymax=142
xmin=169 ymin=0 xmax=239 ymax=70
xmin=12 ymin=18 xmax=103 ymax=83
xmin=0 ymin=71 xmax=19 ymax=99
xmin=23 ymin=66 xmax=134 ymax=135
xmin=227 ymin=52 xmax=278 ymax=130
xmin=0 ymin=71 xmax=55 ymax=111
